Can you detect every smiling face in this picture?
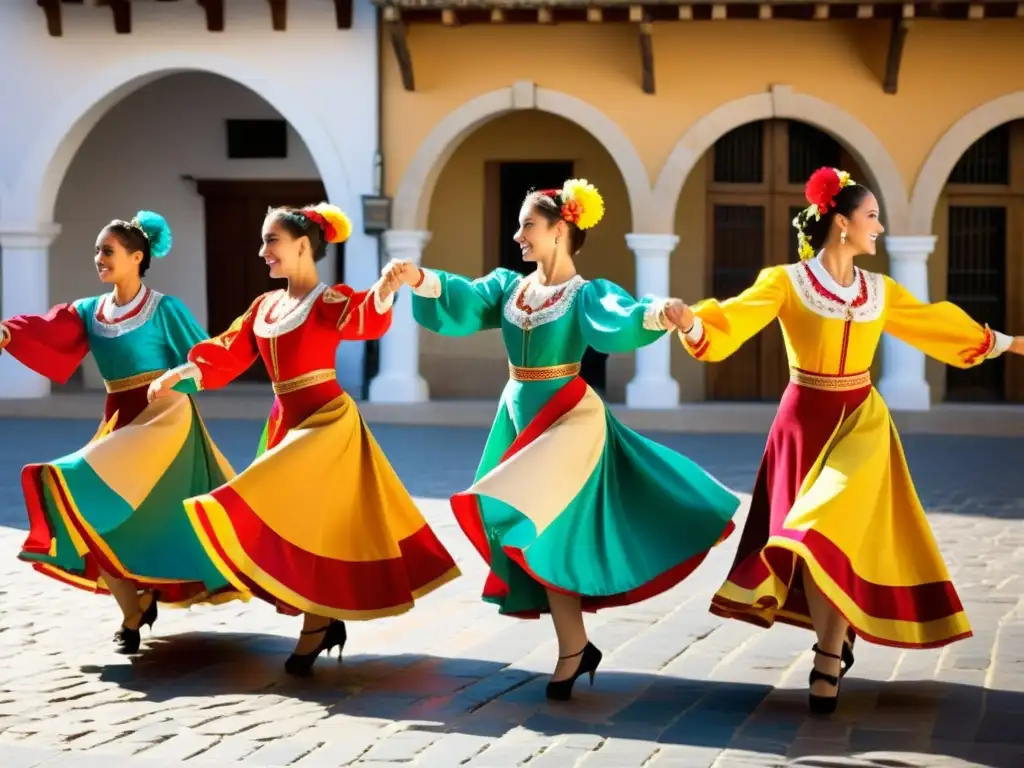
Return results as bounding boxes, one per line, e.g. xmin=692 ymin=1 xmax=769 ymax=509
xmin=259 ymin=214 xmax=309 ymax=280
xmin=836 ymin=191 xmax=885 ymax=256
xmin=94 ymin=229 xmax=143 ymax=285
xmin=513 ymin=200 xmax=566 ymax=263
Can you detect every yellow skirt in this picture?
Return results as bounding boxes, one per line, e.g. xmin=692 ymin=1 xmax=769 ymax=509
xmin=184 ymin=393 xmax=461 ymax=620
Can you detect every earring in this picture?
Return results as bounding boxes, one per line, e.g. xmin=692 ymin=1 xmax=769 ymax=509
xmin=554 ymin=237 xmax=559 ymax=246
xmin=841 ymin=230 xmax=847 ymax=245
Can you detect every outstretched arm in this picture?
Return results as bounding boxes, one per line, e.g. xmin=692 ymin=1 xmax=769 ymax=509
xmin=883 ymin=277 xmax=1019 ymax=367
xmin=0 ymin=304 xmax=89 ymax=383
xmin=316 ymin=279 xmax=395 ymax=342
xmin=576 ymin=279 xmax=675 ymax=354
xmin=675 ymin=266 xmax=788 ymax=363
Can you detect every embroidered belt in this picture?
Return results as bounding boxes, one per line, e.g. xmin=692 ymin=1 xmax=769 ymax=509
xmin=104 ymin=369 xmax=167 ymax=394
xmin=272 ymin=368 xmax=337 ymax=395
xmin=508 ymin=362 xmax=581 ymax=382
xmin=790 ymin=369 xmax=871 ymax=392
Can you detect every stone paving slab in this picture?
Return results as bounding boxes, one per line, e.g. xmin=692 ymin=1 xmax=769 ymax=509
xmin=0 ymin=421 xmax=1022 ymax=766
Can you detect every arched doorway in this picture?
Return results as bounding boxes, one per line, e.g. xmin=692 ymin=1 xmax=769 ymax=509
xmin=421 ymin=109 xmax=634 ymax=399
xmin=700 ymin=118 xmax=878 ymax=402
xmin=938 ymin=119 xmax=1024 ymax=403
xmin=48 ymin=72 xmax=333 ymax=388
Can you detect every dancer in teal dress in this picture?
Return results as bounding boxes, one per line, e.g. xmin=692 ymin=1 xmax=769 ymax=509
xmin=384 ymin=179 xmax=740 ymax=699
xmin=0 ymin=211 xmax=242 ymax=653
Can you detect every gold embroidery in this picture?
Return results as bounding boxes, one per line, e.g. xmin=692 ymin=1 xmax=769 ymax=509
xmin=322 ymin=287 xmax=349 ymax=303
xmin=508 ymin=362 xmax=582 ymax=382
xmin=104 ymin=369 xmax=167 ymax=394
xmin=272 ymin=369 xmax=337 ymax=395
xmin=789 ymin=368 xmax=870 ymax=392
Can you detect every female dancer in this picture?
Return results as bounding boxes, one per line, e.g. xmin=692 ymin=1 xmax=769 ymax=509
xmin=384 ymin=179 xmax=741 ymax=700
xmin=0 ymin=211 xmax=240 ymax=653
xmin=147 ymin=203 xmax=460 ymax=676
xmin=669 ymin=167 xmax=1024 ymax=714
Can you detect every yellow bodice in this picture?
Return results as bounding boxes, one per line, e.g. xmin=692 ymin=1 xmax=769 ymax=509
xmin=682 ymin=262 xmax=998 ymax=376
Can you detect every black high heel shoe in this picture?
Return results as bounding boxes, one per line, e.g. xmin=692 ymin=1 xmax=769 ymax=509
xmin=808 ymin=643 xmax=843 ymax=715
xmin=545 ymin=642 xmax=603 ymax=701
xmin=114 ymin=590 xmax=159 ymax=655
xmin=284 ymin=620 xmax=347 ymax=677
xmin=811 ymin=637 xmax=855 ymax=677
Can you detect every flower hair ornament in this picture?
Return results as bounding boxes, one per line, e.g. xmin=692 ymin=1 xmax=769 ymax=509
xmin=538 ymin=179 xmax=606 ymax=230
xmin=301 ymin=203 xmax=353 ymax=244
xmin=128 ymin=210 xmax=173 ymax=259
xmin=792 ymin=167 xmax=856 ymax=260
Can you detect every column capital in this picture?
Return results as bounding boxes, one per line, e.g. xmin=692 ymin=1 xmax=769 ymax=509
xmin=884 ymin=235 xmax=936 ymax=261
xmin=0 ymin=222 xmax=62 ymax=250
xmin=625 ymin=233 xmax=680 ymax=256
xmin=383 ymin=229 xmax=431 ymax=261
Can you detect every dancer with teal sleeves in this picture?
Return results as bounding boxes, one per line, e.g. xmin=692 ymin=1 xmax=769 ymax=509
xmin=0 ymin=211 xmax=243 ymax=654
xmin=383 ymin=179 xmax=740 ymax=700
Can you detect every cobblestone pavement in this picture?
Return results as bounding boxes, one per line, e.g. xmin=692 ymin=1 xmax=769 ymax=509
xmin=0 ymin=419 xmax=1022 ymax=767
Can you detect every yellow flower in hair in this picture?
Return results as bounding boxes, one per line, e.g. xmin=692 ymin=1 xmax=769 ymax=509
xmin=312 ymin=203 xmax=352 ymax=244
xmin=561 ymin=179 xmax=605 ymax=230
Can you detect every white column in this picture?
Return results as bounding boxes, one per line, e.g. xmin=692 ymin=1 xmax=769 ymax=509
xmin=625 ymin=233 xmax=680 ymax=409
xmin=368 ymin=229 xmax=430 ymax=403
xmin=877 ymin=234 xmax=935 ymax=411
xmin=0 ymin=226 xmax=61 ymax=399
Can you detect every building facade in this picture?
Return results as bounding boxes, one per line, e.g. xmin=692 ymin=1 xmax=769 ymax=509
xmin=0 ymin=0 xmax=380 ymax=399
xmin=370 ymin=1 xmax=1024 ymax=410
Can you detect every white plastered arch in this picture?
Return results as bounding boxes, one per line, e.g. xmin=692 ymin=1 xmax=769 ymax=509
xmin=910 ymin=91 xmax=1024 ymax=233
xmin=8 ymin=50 xmax=352 ymax=227
xmin=652 ymin=85 xmax=911 ymax=234
xmin=391 ymin=81 xmax=655 ymax=233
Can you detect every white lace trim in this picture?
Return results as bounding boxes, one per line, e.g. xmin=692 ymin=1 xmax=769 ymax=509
xmin=990 ymin=331 xmax=1014 ymax=359
xmin=90 ymin=289 xmax=164 ymax=338
xmin=253 ymin=284 xmax=327 ymax=339
xmin=808 ymin=253 xmax=861 ymax=303
xmin=786 ymin=262 xmax=885 ymax=322
xmin=503 ymin=274 xmax=586 ymax=330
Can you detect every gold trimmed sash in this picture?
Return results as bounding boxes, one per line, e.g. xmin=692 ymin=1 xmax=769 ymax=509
xmin=272 ymin=368 xmax=337 ymax=395
xmin=104 ymin=369 xmax=166 ymax=394
xmin=509 ymin=362 xmax=582 ymax=382
xmin=790 ymin=369 xmax=870 ymax=392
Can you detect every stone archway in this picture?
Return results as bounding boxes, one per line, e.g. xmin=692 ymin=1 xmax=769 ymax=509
xmin=652 ymin=85 xmax=911 ymax=235
xmin=391 ymin=80 xmax=654 ymax=234
xmin=8 ymin=50 xmax=353 ymax=227
xmin=909 ymin=91 xmax=1024 ymax=233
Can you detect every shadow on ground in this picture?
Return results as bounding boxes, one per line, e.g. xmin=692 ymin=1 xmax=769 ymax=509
xmin=74 ymin=631 xmax=1024 ymax=768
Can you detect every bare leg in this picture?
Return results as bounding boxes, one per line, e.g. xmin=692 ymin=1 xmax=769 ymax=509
xmin=801 ymin=560 xmax=849 ymax=697
xmin=547 ymin=589 xmax=588 ymax=681
xmin=293 ymin=612 xmax=331 ymax=655
xmin=100 ymin=569 xmax=149 ymax=629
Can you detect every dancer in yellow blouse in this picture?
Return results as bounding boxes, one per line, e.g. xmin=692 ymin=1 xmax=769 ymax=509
xmin=667 ymin=167 xmax=1023 ymax=715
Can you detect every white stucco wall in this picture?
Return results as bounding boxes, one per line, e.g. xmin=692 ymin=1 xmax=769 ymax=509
xmin=0 ymin=0 xmax=379 ymax=397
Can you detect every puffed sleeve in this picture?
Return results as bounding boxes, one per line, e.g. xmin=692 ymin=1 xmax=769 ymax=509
xmin=315 ymin=281 xmax=394 ymax=341
xmin=0 ymin=303 xmax=90 ymax=383
xmin=411 ymin=268 xmax=520 ymax=336
xmin=575 ymin=278 xmax=671 ymax=354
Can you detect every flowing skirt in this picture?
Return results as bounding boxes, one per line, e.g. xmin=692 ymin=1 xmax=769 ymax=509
xmin=452 ymin=375 xmax=741 ymax=618
xmin=19 ymin=392 xmax=243 ymax=607
xmin=710 ymin=377 xmax=971 ymax=648
xmin=184 ymin=392 xmax=460 ymax=620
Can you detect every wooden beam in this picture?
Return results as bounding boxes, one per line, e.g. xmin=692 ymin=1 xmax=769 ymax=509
xmin=384 ymin=9 xmax=415 ymax=92
xmin=883 ymin=18 xmax=910 ymax=95
xmin=334 ymin=0 xmax=353 ymax=29
xmin=268 ymin=0 xmax=286 ymax=30
xmin=638 ymin=20 xmax=654 ymax=95
xmin=37 ymin=0 xmax=62 ymax=36
xmin=97 ymin=0 xmax=131 ymax=34
xmin=197 ymin=0 xmax=225 ymax=32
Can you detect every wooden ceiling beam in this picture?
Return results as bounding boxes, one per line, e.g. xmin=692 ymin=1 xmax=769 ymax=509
xmin=197 ymin=0 xmax=225 ymax=32
xmin=334 ymin=0 xmax=353 ymax=29
xmin=37 ymin=0 xmax=62 ymax=36
xmin=630 ymin=7 xmax=655 ymax=95
xmin=883 ymin=17 xmax=910 ymax=95
xmin=96 ymin=0 xmax=132 ymax=34
xmin=268 ymin=0 xmax=287 ymax=31
xmin=384 ymin=7 xmax=416 ymax=91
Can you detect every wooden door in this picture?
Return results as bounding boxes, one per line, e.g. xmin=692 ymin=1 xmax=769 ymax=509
xmin=197 ymin=180 xmax=327 ymax=382
xmin=944 ymin=121 xmax=1024 ymax=403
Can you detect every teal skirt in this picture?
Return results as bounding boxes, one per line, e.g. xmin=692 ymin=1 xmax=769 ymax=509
xmin=451 ymin=375 xmax=740 ymax=617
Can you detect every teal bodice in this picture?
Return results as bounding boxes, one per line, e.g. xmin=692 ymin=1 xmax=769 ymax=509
xmin=74 ymin=291 xmax=208 ymax=393
xmin=412 ymin=268 xmax=666 ymax=368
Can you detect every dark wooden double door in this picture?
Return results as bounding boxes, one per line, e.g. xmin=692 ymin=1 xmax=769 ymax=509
xmin=197 ymin=180 xmax=326 ymax=382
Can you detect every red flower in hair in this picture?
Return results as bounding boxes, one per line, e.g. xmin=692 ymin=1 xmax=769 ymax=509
xmin=561 ymin=199 xmax=583 ymax=224
xmin=302 ymin=208 xmax=337 ymax=243
xmin=805 ymin=167 xmax=843 ymax=215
